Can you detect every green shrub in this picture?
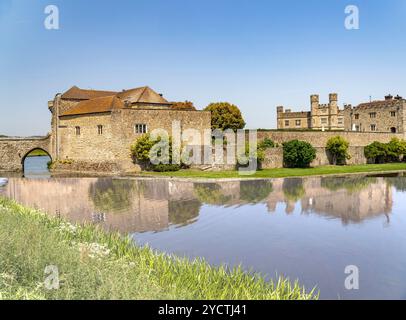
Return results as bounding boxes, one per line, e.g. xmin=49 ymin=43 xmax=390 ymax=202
xmin=130 ymin=134 xmax=181 ymax=171
xmin=386 ymin=138 xmax=406 ymax=162
xmin=364 ymin=141 xmax=388 ymax=164
xmin=152 ymin=164 xmax=181 ymax=172
xmin=258 ymin=138 xmax=275 ymax=149
xmin=282 ymin=140 xmax=316 ymax=168
xmin=326 ymin=136 xmax=351 ymax=165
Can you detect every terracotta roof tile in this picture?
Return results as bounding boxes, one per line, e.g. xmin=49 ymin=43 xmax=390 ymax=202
xmin=61 ymin=95 xmax=124 ymax=116
xmin=116 ymin=86 xmax=170 ymax=104
xmin=61 ymin=86 xmax=118 ymax=100
xmin=60 ymin=86 xmax=172 ymax=116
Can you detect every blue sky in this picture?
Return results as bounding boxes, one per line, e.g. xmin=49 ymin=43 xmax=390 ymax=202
xmin=1 ymin=0 xmax=406 ymax=136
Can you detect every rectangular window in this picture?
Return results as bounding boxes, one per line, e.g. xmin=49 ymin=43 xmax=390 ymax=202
xmin=338 ymin=118 xmax=343 ymax=125
xmin=284 ymin=120 xmax=290 ymax=127
xmin=321 ymin=118 xmax=327 ymax=124
xmin=391 ymin=111 xmax=396 ymax=117
xmin=135 ymin=124 xmax=148 ymax=134
xmin=75 ymin=126 xmax=81 ymax=136
xmin=369 ymin=112 xmax=376 ymax=119
xmin=370 ymin=124 xmax=376 ymax=131
xmin=97 ymin=125 xmax=103 ymax=135
xmin=295 ymin=120 xmax=301 ymax=126
xmin=354 ymin=114 xmax=359 ymax=120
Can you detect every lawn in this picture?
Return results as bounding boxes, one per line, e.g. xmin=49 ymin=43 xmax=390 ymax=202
xmin=139 ymin=163 xmax=406 ymax=179
xmin=0 ymin=197 xmax=316 ymax=300
xmin=25 ymin=149 xmax=48 ymax=157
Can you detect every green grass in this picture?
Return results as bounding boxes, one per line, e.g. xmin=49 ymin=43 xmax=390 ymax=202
xmin=25 ymin=149 xmax=48 ymax=157
xmin=0 ymin=198 xmax=316 ymax=300
xmin=139 ymin=163 xmax=406 ymax=179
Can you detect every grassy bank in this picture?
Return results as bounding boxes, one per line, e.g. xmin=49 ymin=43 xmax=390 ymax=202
xmin=140 ymin=163 xmax=406 ymax=179
xmin=0 ymin=198 xmax=316 ymax=300
xmin=25 ymin=149 xmax=48 ymax=157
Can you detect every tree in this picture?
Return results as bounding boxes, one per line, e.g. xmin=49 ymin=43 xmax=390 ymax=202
xmin=171 ymin=101 xmax=196 ymax=110
xmin=282 ymin=140 xmax=316 ymax=168
xmin=386 ymin=138 xmax=406 ymax=162
xmin=326 ymin=136 xmax=351 ymax=165
xmin=130 ymin=134 xmax=181 ymax=172
xmin=364 ymin=141 xmax=388 ymax=164
xmin=204 ymin=102 xmax=246 ymax=131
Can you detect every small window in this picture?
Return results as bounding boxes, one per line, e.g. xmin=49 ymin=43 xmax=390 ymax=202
xmin=75 ymin=126 xmax=81 ymax=136
xmin=97 ymin=125 xmax=103 ymax=135
xmin=369 ymin=112 xmax=376 ymax=119
xmin=354 ymin=114 xmax=359 ymax=120
xmin=284 ymin=120 xmax=290 ymax=127
xmin=391 ymin=127 xmax=397 ymax=133
xmin=338 ymin=118 xmax=343 ymax=125
xmin=391 ymin=111 xmax=396 ymax=117
xmin=321 ymin=118 xmax=327 ymax=124
xmin=295 ymin=120 xmax=301 ymax=126
xmin=370 ymin=124 xmax=376 ymax=131
xmin=135 ymin=124 xmax=148 ymax=134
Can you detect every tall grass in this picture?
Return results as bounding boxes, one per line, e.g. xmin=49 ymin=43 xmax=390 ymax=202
xmin=0 ymin=197 xmax=317 ymax=300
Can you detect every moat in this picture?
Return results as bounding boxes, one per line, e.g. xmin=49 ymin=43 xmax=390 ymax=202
xmin=1 ymin=156 xmax=406 ymax=299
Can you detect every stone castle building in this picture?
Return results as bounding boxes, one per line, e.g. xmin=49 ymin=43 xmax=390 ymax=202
xmin=48 ymin=85 xmax=211 ymax=172
xmin=277 ymin=93 xmax=406 ymax=133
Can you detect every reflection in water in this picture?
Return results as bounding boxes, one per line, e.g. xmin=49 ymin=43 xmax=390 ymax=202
xmin=0 ymin=176 xmax=398 ymax=231
xmin=2 ymin=175 xmax=406 ymax=299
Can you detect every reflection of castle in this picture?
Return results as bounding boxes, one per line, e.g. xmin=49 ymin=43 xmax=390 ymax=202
xmin=2 ymin=176 xmax=394 ymax=233
xmin=267 ymin=177 xmax=393 ymax=224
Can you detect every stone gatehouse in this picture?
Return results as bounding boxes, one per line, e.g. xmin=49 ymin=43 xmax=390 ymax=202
xmin=48 ymin=86 xmax=212 ymax=172
xmin=277 ymin=93 xmax=406 ymax=133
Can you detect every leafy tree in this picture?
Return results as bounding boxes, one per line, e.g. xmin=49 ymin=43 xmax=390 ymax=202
xmin=386 ymin=138 xmax=406 ymax=162
xmin=282 ymin=140 xmax=316 ymax=168
xmin=171 ymin=101 xmax=196 ymax=110
xmin=364 ymin=141 xmax=389 ymax=164
xmin=130 ymin=134 xmax=181 ymax=171
xmin=326 ymin=136 xmax=351 ymax=165
xmin=204 ymin=102 xmax=246 ymax=131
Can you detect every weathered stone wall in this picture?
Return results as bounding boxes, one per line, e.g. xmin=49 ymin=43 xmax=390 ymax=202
xmin=259 ymin=146 xmax=367 ymax=169
xmin=57 ymin=109 xmax=211 ymax=172
xmin=257 ymin=130 xmax=405 ymax=147
xmin=0 ymin=136 xmax=52 ymax=172
xmin=343 ymin=100 xmax=406 ymax=133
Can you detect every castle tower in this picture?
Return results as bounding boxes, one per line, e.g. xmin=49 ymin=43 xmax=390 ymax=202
xmin=311 ymin=94 xmax=319 ymax=115
xmin=329 ymin=93 xmax=338 ymax=115
xmin=310 ymin=94 xmax=319 ymax=128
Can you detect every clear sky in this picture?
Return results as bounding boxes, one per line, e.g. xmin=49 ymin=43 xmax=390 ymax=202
xmin=1 ymin=0 xmax=406 ymax=136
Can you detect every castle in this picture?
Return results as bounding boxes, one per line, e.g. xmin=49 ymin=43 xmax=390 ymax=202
xmin=277 ymin=93 xmax=406 ymax=133
xmin=48 ymin=85 xmax=211 ymax=172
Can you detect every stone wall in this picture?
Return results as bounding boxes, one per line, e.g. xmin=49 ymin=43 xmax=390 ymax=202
xmin=257 ymin=130 xmax=404 ymax=147
xmin=57 ymin=108 xmax=211 ymax=172
xmin=0 ymin=136 xmax=52 ymax=172
xmin=343 ymin=100 xmax=406 ymax=133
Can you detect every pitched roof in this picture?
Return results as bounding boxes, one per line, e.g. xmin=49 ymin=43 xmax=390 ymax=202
xmin=60 ymin=86 xmax=172 ymax=116
xmin=61 ymin=95 xmax=124 ymax=116
xmin=116 ymin=86 xmax=170 ymax=104
xmin=61 ymin=86 xmax=118 ymax=100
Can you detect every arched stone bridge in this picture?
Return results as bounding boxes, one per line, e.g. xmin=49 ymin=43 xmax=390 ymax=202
xmin=0 ymin=136 xmax=52 ymax=172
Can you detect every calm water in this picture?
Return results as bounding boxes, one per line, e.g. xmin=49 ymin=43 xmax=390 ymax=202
xmin=1 ymin=157 xmax=406 ymax=299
